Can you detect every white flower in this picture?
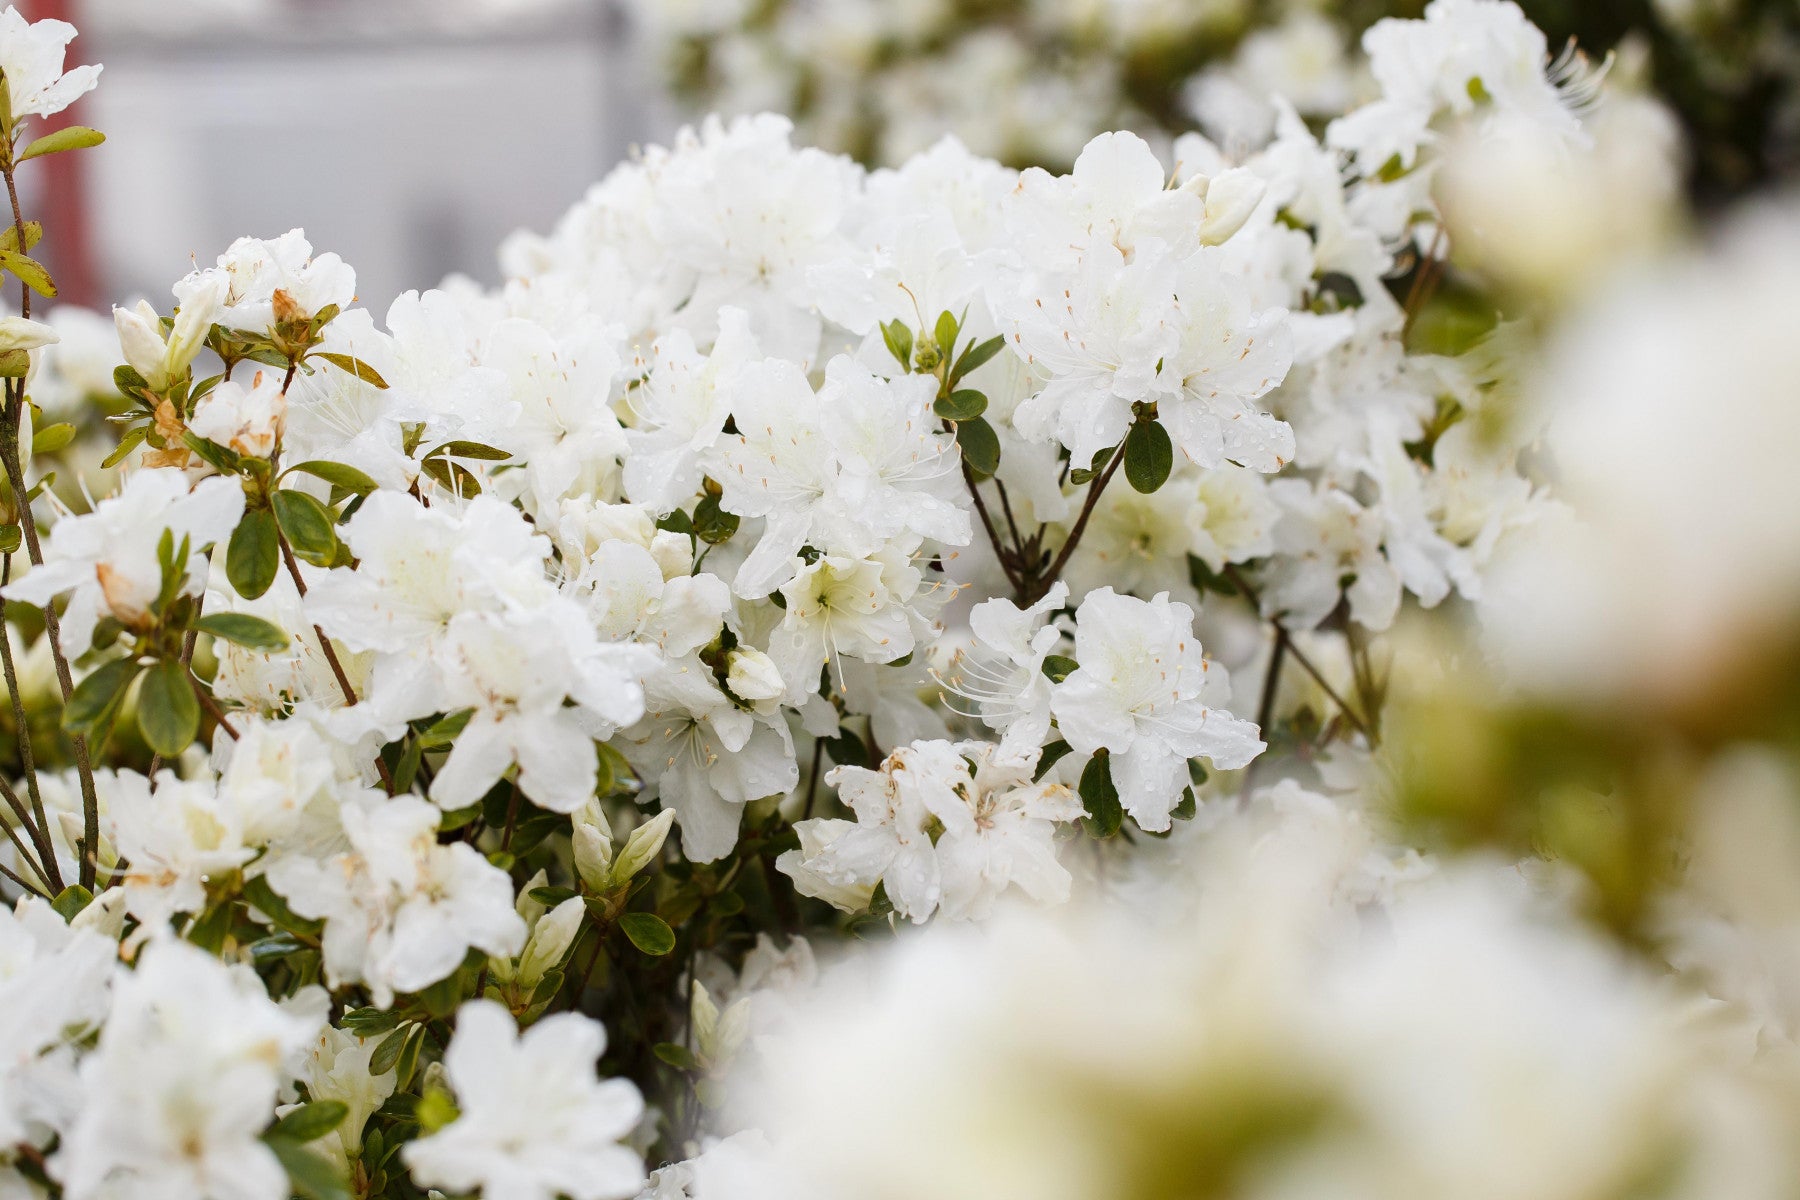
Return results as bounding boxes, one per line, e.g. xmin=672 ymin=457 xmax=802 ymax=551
xmin=938 ymin=581 xmax=1067 ymax=761
xmin=283 ymin=1025 xmax=396 ymax=1173
xmin=1 ymin=469 xmax=244 ymax=653
xmin=1262 ymin=478 xmax=1403 ymax=632
xmin=428 ymin=603 xmax=653 ymax=814
xmin=0 ymin=8 xmax=100 ymax=121
xmin=767 ymin=551 xmax=917 ymax=703
xmin=930 ymin=742 xmax=1084 ymax=920
xmin=56 ymin=939 xmax=319 ymax=1200
xmin=716 ymin=355 xmax=968 ymax=598
xmin=0 ymin=896 xmax=114 ymax=1152
xmin=622 ymin=307 xmax=759 ymax=515
xmin=1051 ymin=588 xmax=1263 ymax=829
xmin=782 ymin=739 xmax=1082 ymax=923
xmin=102 ymin=769 xmax=255 ymax=927
xmin=0 ymin=314 xmax=57 ymax=352
xmin=116 ymin=271 xmax=226 ymax=392
xmin=264 ymin=793 xmax=525 ymax=1007
xmin=403 ymin=1000 xmax=644 ymax=1200
xmin=188 ymin=371 xmax=287 ymax=459
xmin=622 ymin=661 xmax=798 ymax=862
xmin=191 ymin=229 xmax=357 ymax=336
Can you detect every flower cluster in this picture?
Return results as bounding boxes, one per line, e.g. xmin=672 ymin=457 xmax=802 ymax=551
xmin=3 ymin=2 xmax=1798 ymax=1199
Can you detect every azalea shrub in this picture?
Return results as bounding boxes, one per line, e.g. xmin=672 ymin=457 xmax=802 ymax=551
xmin=3 ymin=3 xmax=1800 ymax=1200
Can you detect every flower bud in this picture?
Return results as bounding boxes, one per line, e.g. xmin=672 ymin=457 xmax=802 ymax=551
xmin=650 ymin=530 xmax=692 ymax=580
xmin=189 ymin=371 xmax=286 ymax=459
xmin=1198 ymin=168 xmax=1266 ymax=246
xmin=572 ymin=799 xmax=614 ymax=892
xmin=0 ymin=315 xmax=58 ymax=352
xmin=726 ymin=647 xmax=784 ymax=703
xmin=516 ymin=896 xmax=584 ymax=988
xmin=612 ymin=808 xmax=675 ymax=885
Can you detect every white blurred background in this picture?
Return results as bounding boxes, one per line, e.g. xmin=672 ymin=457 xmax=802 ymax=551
xmin=22 ymin=0 xmax=664 ymax=311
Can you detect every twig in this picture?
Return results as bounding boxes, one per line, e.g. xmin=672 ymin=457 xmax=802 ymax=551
xmin=1027 ymin=445 xmax=1125 ymax=603
xmin=1222 ymin=565 xmax=1376 ymax=744
xmin=0 ymin=555 xmax=63 ymax=890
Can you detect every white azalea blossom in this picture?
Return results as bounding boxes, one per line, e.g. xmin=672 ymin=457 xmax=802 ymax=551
xmin=402 ymin=1000 xmax=644 ymax=1200
xmin=5 ymin=7 xmax=1789 ymax=1200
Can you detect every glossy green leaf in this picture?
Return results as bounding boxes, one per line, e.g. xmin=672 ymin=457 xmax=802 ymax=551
xmin=195 ymin=612 xmax=290 ymax=651
xmin=282 ymin=459 xmax=377 ymax=495
xmin=272 ymin=489 xmax=340 ymax=567
xmin=18 ymin=125 xmax=104 ymax=162
xmin=1123 ymin=419 xmax=1173 ymax=494
xmin=955 ymin=415 xmax=1000 ymax=476
xmin=227 ymin=508 xmax=280 ymax=600
xmin=136 ymin=658 xmax=201 ymax=757
xmin=934 ymin=389 xmax=987 ymax=422
xmin=619 ymin=911 xmax=675 ymax=956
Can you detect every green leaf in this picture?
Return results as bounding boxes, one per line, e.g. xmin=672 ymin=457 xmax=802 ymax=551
xmin=1079 ymin=752 xmax=1122 ymax=839
xmin=1123 ymin=419 xmax=1173 ymax=494
xmin=242 ymin=874 xmax=323 ymax=936
xmin=137 ymin=658 xmax=201 ymax=757
xmin=654 ymin=1042 xmax=699 ymax=1071
xmin=418 ymin=973 xmax=462 ymax=1019
xmin=1069 ymin=445 xmax=1115 ymax=485
xmin=265 ymin=1134 xmax=353 ymax=1200
xmin=1040 ymin=654 xmax=1079 ymax=683
xmin=338 ymin=1006 xmax=402 ymax=1037
xmin=282 ymin=460 xmax=378 ymax=495
xmin=933 ymin=310 xmax=959 ymax=358
xmin=195 ymin=612 xmax=290 ymax=651
xmin=186 ymin=900 xmax=235 ymax=953
xmin=272 ymin=490 xmax=340 ymax=567
xmin=692 ymin=492 xmax=740 ymax=545
xmin=312 ymin=352 xmax=388 ymax=389
xmin=424 ymin=440 xmax=511 ymax=462
xmin=1034 ymin=740 xmax=1073 ymax=781
xmin=933 ymin=389 xmax=988 ymax=422
xmin=0 ymin=220 xmax=43 ymax=254
xmin=394 ymin=1025 xmax=424 ymax=1091
xmin=529 ymin=885 xmax=580 ymax=907
xmin=0 ymin=249 xmax=55 ymax=298
xmin=618 ymin=911 xmax=675 ymax=956
xmin=1172 ymin=788 xmax=1198 ymax=822
xmin=418 ymin=707 xmax=474 ymax=750
xmin=0 ymin=349 xmax=28 ymax=378
xmin=101 ymin=424 xmax=148 ymax=469
xmin=950 ymin=334 xmax=1005 ymax=384
xmin=418 ymin=454 xmax=481 ymax=497
xmin=955 ymin=415 xmax=1000 ymax=476
xmin=247 ymin=932 xmax=307 ymax=962
xmin=880 ymin=320 xmax=913 ymax=372
xmin=368 ymin=1025 xmax=411 ymax=1077
xmin=0 ymin=524 xmax=18 ymax=554
xmin=267 ymin=1100 xmax=348 ymax=1144
xmin=227 ymin=508 xmax=281 ymax=600
xmin=30 ymin=421 xmax=75 ymax=455
xmin=50 ymin=885 xmax=93 ymax=922
xmin=18 ymin=125 xmax=105 ymax=162
xmin=822 ymin=728 xmax=872 ymax=770
xmin=64 ymin=657 xmax=141 ymax=737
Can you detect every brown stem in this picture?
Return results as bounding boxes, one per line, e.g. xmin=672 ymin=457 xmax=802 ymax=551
xmin=0 ymin=773 xmax=54 ymax=892
xmin=190 ymin=673 xmax=240 ymax=741
xmin=1027 ymin=444 xmax=1126 ymax=604
xmin=0 ymin=414 xmax=101 ymax=887
xmin=960 ymin=459 xmax=1023 ymax=592
xmin=279 ymin=536 xmax=396 ymax=791
xmin=1222 ymin=565 xmax=1376 ymax=744
xmin=0 ymin=554 xmax=64 ymax=890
